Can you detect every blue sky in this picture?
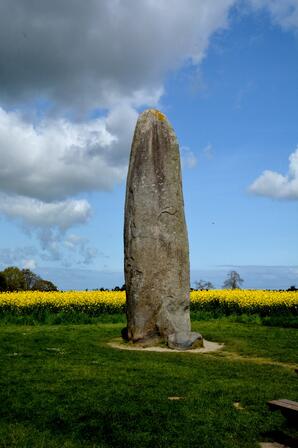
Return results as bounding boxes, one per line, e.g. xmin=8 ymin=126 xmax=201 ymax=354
xmin=0 ymin=0 xmax=297 ymax=289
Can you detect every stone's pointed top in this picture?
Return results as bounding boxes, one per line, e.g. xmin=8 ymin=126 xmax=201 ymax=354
xmin=139 ymin=108 xmax=167 ymax=122
xmin=147 ymin=109 xmax=166 ymax=121
xmin=136 ymin=109 xmax=173 ymax=136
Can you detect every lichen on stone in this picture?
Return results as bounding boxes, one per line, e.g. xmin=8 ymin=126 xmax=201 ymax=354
xmin=148 ymin=109 xmax=166 ymax=121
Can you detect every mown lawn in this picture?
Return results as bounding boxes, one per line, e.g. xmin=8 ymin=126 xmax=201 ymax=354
xmin=0 ymin=319 xmax=297 ymax=447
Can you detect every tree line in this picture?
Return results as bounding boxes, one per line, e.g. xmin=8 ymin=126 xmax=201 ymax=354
xmin=0 ymin=266 xmax=58 ymax=292
xmin=1 ymin=268 xmax=296 ymax=292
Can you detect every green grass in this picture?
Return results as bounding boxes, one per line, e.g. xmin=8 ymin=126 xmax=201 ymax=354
xmin=0 ymin=310 xmax=127 ymax=326
xmin=0 ymin=318 xmax=297 ymax=447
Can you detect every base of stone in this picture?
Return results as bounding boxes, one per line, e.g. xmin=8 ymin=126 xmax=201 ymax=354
xmin=121 ymin=328 xmax=204 ymax=350
xmin=130 ymin=335 xmax=162 ymax=348
xmin=167 ymin=331 xmax=203 ymax=350
xmin=108 ymin=338 xmax=224 ymax=354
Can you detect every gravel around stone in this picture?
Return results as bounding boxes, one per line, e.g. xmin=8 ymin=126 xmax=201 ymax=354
xmin=108 ymin=338 xmax=224 ymax=353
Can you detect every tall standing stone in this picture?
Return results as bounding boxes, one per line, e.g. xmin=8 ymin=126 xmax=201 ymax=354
xmin=123 ymin=109 xmax=202 ymax=350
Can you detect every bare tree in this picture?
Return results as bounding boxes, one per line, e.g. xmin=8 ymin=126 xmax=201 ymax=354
xmin=223 ymin=270 xmax=244 ymax=289
xmin=195 ymin=280 xmax=214 ymax=290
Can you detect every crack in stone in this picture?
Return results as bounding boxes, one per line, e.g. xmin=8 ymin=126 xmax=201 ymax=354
xmin=158 ymin=208 xmax=178 ymax=218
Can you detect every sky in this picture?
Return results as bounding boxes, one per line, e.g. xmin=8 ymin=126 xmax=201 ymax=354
xmin=0 ymin=0 xmax=297 ymax=290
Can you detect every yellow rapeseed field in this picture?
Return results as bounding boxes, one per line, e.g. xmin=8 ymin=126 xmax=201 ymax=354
xmin=0 ymin=289 xmax=297 ymax=316
xmin=191 ymin=289 xmax=298 ymax=308
xmin=191 ymin=289 xmax=298 ymax=315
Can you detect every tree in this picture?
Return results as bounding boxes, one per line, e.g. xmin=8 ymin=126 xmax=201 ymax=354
xmin=32 ymin=279 xmax=58 ymax=291
xmin=223 ymin=270 xmax=244 ymax=290
xmin=195 ymin=280 xmax=214 ymax=290
xmin=0 ymin=272 xmax=7 ymax=291
xmin=2 ymin=266 xmax=26 ymax=291
xmin=287 ymin=285 xmax=297 ymax=292
xmin=0 ymin=266 xmax=58 ymax=292
xmin=22 ymin=269 xmax=41 ymax=290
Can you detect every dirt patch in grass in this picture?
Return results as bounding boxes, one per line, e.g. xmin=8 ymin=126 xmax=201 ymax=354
xmin=218 ymin=351 xmax=298 ymax=371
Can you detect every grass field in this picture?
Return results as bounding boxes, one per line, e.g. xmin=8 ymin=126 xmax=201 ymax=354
xmin=1 ymin=317 xmax=298 ymax=447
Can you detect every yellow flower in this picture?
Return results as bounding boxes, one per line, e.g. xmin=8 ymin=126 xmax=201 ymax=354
xmin=0 ymin=290 xmax=297 ymax=315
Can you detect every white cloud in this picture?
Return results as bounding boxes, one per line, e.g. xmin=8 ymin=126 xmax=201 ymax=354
xmin=64 ymin=234 xmax=100 ymax=265
xmin=0 ymin=103 xmax=134 ymax=265
xmin=0 ymin=1 xmax=238 ymax=204
xmin=36 ymin=230 xmax=100 ymax=266
xmin=0 ymin=246 xmax=37 ymax=268
xmin=249 ymin=146 xmax=298 ymax=199
xmin=0 ymin=0 xmax=235 ymax=112
xmin=0 ymin=232 xmax=98 ymax=267
xmin=0 ymin=106 xmax=137 ymax=201
xmin=0 ymin=195 xmax=95 ymax=265
xmin=181 ymin=146 xmax=198 ymax=169
xmin=0 ymin=195 xmax=91 ymax=230
xmin=248 ymin=0 xmax=298 ymax=29
xmin=202 ymin=143 xmax=214 ymax=159
xmin=0 ymin=2 xmax=296 ymax=208
xmin=2 ymin=0 xmax=296 ymax=118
